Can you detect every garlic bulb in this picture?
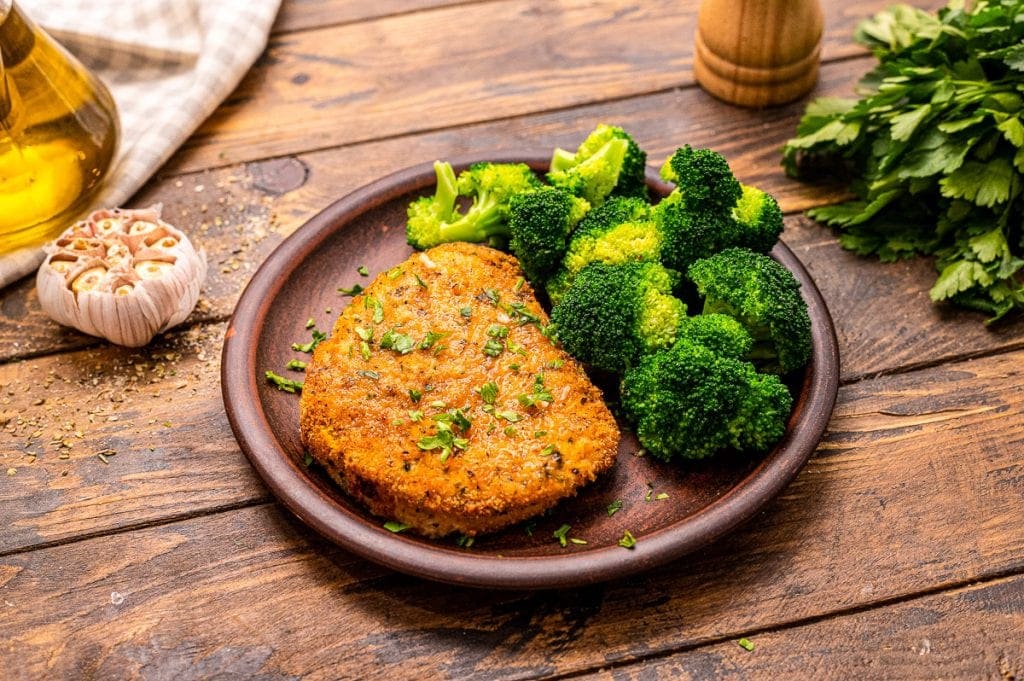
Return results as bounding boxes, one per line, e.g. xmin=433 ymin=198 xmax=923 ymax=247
xmin=36 ymin=206 xmax=207 ymax=347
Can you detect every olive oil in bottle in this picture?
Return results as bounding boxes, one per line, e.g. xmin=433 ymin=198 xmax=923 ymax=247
xmin=0 ymin=1 xmax=119 ymax=253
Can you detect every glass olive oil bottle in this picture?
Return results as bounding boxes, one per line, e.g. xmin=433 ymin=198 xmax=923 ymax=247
xmin=0 ymin=1 xmax=118 ymax=253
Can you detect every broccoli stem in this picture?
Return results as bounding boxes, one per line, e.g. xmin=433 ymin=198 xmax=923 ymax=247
xmin=433 ymin=161 xmax=460 ymax=222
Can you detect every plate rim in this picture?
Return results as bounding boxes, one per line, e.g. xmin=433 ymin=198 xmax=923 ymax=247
xmin=221 ymin=152 xmax=840 ymax=589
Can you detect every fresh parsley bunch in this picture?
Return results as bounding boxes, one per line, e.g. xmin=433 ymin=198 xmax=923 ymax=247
xmin=783 ymin=0 xmax=1024 ymax=321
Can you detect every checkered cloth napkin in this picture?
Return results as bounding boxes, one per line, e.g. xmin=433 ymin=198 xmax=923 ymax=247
xmin=0 ymin=0 xmax=281 ymax=288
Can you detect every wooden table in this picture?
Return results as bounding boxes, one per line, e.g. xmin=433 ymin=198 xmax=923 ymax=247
xmin=3 ymin=1 xmax=1023 ymax=678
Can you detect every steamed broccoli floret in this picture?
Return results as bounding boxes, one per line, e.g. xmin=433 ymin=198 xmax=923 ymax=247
xmin=675 ymin=313 xmax=752 ymax=360
xmin=507 ymin=186 xmax=590 ymax=285
xmin=545 ymin=197 xmax=658 ymax=304
xmin=652 ymin=147 xmax=783 ymax=270
xmin=405 ymin=161 xmax=541 ymax=250
xmin=620 ymin=338 xmax=792 ymax=460
xmin=688 ymin=248 xmax=812 ymax=374
xmin=548 ymin=124 xmax=648 ymax=206
xmin=551 ymin=261 xmax=686 ymax=373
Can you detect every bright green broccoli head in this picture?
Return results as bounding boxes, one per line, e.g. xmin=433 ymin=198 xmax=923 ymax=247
xmin=507 ymin=186 xmax=590 ymax=285
xmin=651 ymin=191 xmax=723 ymax=271
xmin=676 ymin=313 xmax=752 ymax=360
xmin=405 ymin=161 xmax=541 ymax=250
xmin=727 ymin=370 xmax=793 ymax=452
xmin=621 ymin=337 xmax=793 ymax=460
xmin=551 ymin=261 xmax=685 ymax=373
xmin=661 ymin=146 xmax=742 ymax=213
xmin=548 ymin=124 xmax=648 ymax=206
xmin=688 ymin=247 xmax=812 ymax=374
xmin=620 ymin=339 xmax=747 ymax=460
xmin=728 ymin=185 xmax=785 ymax=254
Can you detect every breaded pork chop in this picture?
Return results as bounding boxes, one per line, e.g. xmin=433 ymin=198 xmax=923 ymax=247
xmin=300 ymin=242 xmax=619 ymax=537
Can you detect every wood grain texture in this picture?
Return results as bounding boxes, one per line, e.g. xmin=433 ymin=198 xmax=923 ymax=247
xmin=578 ymin=575 xmax=1024 ymax=680
xmin=168 ymin=0 xmax=946 ymax=174
xmin=2 ymin=348 xmax=1023 ymax=678
xmin=272 ymin=0 xmax=474 ymax=34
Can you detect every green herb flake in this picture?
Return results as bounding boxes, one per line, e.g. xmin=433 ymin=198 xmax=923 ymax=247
xmin=495 ymin=410 xmax=522 ymax=423
xmin=357 ymin=265 xmax=370 ymax=276
xmin=380 ymin=328 xmax=417 ymax=354
xmin=655 ymin=492 xmax=670 ymax=501
xmin=737 ymin=638 xmax=755 ymax=652
xmin=478 ymin=382 xmax=499 ymax=405
xmin=285 ymin=359 xmax=307 ymax=371
xmin=486 ymin=324 xmax=509 ymax=339
xmin=383 ymin=520 xmax=411 ymax=533
xmin=482 ymin=339 xmax=504 ymax=357
xmin=266 ymin=371 xmax=304 ymax=393
xmin=553 ymin=524 xmax=571 ymax=547
xmin=545 ymin=359 xmax=564 ymax=369
xmin=305 ymin=318 xmax=315 ymax=329
xmin=455 ymin=534 xmax=475 ymax=548
xmin=607 ymin=500 xmax=623 ymax=517
xmin=360 ymin=342 xmax=372 ymax=361
xmin=386 ymin=266 xmax=403 ymax=280
xmin=408 ymin=388 xmax=423 ymax=403
xmin=409 ymin=410 xmax=424 ymax=422
xmin=303 ymin=452 xmax=313 ymax=467
xmin=414 ymin=273 xmax=428 ymax=289
xmin=618 ymin=530 xmax=637 ymax=549
xmin=533 ymin=430 xmax=547 ymax=438
xmin=508 ymin=363 xmax=521 ymax=372
xmin=524 ymin=521 xmax=536 ymax=537
xmin=540 ymin=444 xmax=556 ymax=457
xmin=420 ymin=331 xmax=447 ymax=350
xmin=569 ymin=538 xmax=587 ymax=545
xmin=514 ymin=277 xmax=525 ymax=291
xmin=337 ymin=283 xmax=364 ymax=296
xmin=503 ymin=426 xmax=517 ymax=437
xmin=355 ymin=326 xmax=373 ymax=342
xmin=506 ymin=301 xmax=541 ymax=325
xmin=429 ymin=400 xmax=447 ymax=409
xmin=357 ymin=370 xmax=380 ymax=381
xmin=292 ymin=328 xmax=327 ymax=353
xmin=459 ymin=306 xmax=472 ymax=318
xmin=483 ymin=289 xmax=500 ymax=305
xmin=364 ymin=296 xmax=384 ymax=324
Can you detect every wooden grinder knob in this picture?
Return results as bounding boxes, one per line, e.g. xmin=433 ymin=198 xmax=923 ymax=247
xmin=694 ymin=0 xmax=824 ymax=108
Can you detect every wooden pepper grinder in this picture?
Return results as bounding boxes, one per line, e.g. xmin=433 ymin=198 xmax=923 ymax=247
xmin=694 ymin=0 xmax=823 ymax=108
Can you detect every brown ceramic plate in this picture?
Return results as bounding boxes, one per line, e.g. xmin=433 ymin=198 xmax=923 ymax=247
xmin=221 ymin=153 xmax=839 ymax=590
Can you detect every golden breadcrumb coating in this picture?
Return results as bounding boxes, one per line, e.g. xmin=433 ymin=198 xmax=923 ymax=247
xmin=299 ymin=242 xmax=619 ymax=537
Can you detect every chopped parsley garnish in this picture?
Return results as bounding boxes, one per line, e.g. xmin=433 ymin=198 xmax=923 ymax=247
xmin=533 ymin=430 xmax=547 ymax=438
xmin=645 ymin=484 xmax=654 ymax=502
xmin=482 ymin=339 xmax=504 ymax=357
xmin=386 ymin=266 xmax=402 ymax=279
xmin=737 ymin=638 xmax=755 ymax=652
xmin=417 ymin=421 xmax=468 ymax=462
xmin=459 ymin=306 xmax=472 ymax=318
xmin=607 ymin=500 xmax=623 ymax=517
xmin=618 ymin=530 xmax=637 ymax=549
xmin=285 ymin=359 xmax=307 ymax=371
xmin=305 ymin=318 xmax=315 ymax=329
xmin=266 ymin=371 xmax=303 ymax=393
xmin=408 ymin=388 xmax=423 ymax=403
xmin=569 ymin=538 xmax=587 ymax=545
xmin=495 ymin=410 xmax=522 ymax=423
xmin=429 ymin=400 xmax=447 ymax=409
xmin=414 ymin=273 xmax=428 ymax=289
xmin=523 ymin=521 xmax=536 ymax=537
xmin=518 ymin=374 xmax=553 ymax=408
xmin=337 ymin=283 xmax=364 ymax=296
xmin=553 ymin=524 xmax=571 ymax=547
xmin=503 ymin=426 xmax=517 ymax=437
xmin=360 ymin=342 xmax=371 ymax=360
xmin=514 ymin=277 xmax=525 ymax=291
xmin=408 ymin=410 xmax=424 ymax=422
xmin=303 ymin=452 xmax=314 ymax=467
xmin=292 ymin=328 xmax=327 ymax=353
xmin=505 ymin=301 xmax=540 ymax=325
xmin=357 ymin=265 xmax=370 ymax=276
xmin=486 ymin=324 xmax=509 ymax=338
xmin=508 ymin=363 xmax=521 ymax=372
xmin=540 ymin=444 xmax=556 ymax=457
xmin=420 ymin=331 xmax=447 ymax=350
xmin=383 ymin=520 xmax=411 ymax=533
xmin=364 ymin=296 xmax=384 ymax=324
xmin=478 ymin=382 xmax=499 ymax=405
xmin=545 ymin=359 xmax=564 ymax=369
xmin=482 ymin=288 xmax=500 ymax=305
xmin=655 ymin=492 xmax=669 ymax=501
xmin=455 ymin=534 xmax=475 ymax=548
xmin=433 ymin=408 xmax=471 ymax=433
xmin=355 ymin=326 xmax=373 ymax=342
xmin=357 ymin=370 xmax=380 ymax=380
xmin=380 ymin=328 xmax=417 ymax=354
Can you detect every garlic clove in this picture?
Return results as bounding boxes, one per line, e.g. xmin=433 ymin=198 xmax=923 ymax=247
xmin=36 ymin=205 xmax=207 ymax=347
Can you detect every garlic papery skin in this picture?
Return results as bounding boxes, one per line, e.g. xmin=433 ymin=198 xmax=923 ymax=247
xmin=36 ymin=205 xmax=207 ymax=347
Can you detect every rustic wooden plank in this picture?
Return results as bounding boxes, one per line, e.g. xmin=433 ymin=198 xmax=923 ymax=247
xmin=272 ymin=0 xmax=475 ymax=35
xmin=8 ymin=57 xmax=1021 ymax=372
xmin=2 ymin=348 xmax=1023 ymax=678
xmin=578 ymin=575 xmax=1024 ymax=680
xmin=169 ymin=0 xmax=946 ymax=174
